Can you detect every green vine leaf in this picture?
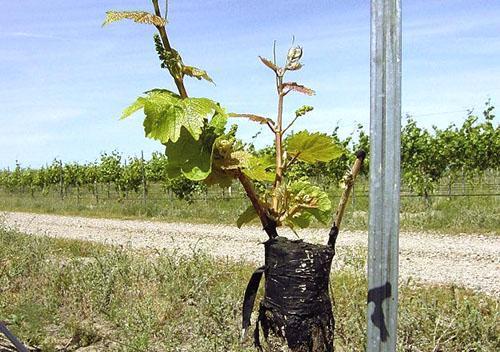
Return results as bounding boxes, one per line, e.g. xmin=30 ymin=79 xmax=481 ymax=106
xmin=218 ymin=151 xmax=252 ymax=171
xmin=286 ymin=212 xmax=312 ymax=229
xmin=208 ymin=107 xmax=228 ymax=135
xmin=279 ymin=180 xmax=332 ymax=229
xmin=182 ymin=65 xmax=215 ymax=84
xmin=121 ymin=98 xmax=146 ymax=120
xmin=103 ymin=11 xmax=166 ymax=27
xmin=237 ymin=206 xmax=258 ymax=228
xmin=164 ymin=113 xmax=227 ymax=181
xmin=204 ymin=166 xmax=234 ymax=188
xmin=121 ymin=89 xmax=226 ymax=143
xmin=242 ymin=156 xmax=275 ymax=182
xmin=216 ymin=150 xmax=274 ymax=182
xmin=286 ymin=131 xmax=343 ymax=163
xmin=164 ymin=127 xmax=217 ymax=181
xmin=290 ymin=181 xmax=331 ymax=223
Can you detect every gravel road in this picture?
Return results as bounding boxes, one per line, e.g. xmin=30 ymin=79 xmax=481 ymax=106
xmin=1 ymin=211 xmax=499 ymax=296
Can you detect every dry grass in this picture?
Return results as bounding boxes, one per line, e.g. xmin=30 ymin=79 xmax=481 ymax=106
xmin=0 ymin=229 xmax=498 ymax=351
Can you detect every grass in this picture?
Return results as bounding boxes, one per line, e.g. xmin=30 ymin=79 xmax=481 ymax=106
xmin=0 ymin=228 xmax=498 ymax=351
xmin=0 ymin=186 xmax=499 ymax=234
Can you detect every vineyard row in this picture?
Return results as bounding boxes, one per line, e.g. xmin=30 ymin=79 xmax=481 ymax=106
xmin=1 ymin=104 xmax=498 ymax=201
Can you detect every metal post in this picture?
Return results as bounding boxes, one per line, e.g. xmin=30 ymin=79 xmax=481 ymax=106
xmin=59 ymin=159 xmax=64 ymax=200
xmin=141 ymin=150 xmax=147 ymax=206
xmin=367 ymin=0 xmax=401 ymax=351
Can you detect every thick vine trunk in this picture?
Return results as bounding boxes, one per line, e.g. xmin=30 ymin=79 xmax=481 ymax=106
xmin=244 ymin=236 xmax=335 ymax=352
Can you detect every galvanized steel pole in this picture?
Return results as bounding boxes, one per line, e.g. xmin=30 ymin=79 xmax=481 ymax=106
xmin=367 ymin=0 xmax=401 ymax=351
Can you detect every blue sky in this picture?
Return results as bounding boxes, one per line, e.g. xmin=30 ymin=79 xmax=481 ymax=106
xmin=1 ymin=0 xmax=499 ymax=168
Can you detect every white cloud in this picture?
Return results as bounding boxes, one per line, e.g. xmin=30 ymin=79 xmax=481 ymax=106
xmin=0 ymin=31 xmax=64 ymax=40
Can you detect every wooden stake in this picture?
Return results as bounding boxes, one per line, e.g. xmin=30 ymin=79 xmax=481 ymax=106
xmin=328 ymin=150 xmax=366 ymax=249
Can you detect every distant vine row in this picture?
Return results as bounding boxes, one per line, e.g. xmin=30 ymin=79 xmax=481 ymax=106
xmin=1 ymin=102 xmax=498 ymax=201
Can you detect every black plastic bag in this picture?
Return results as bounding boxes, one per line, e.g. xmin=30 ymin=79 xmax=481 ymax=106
xmin=243 ymin=236 xmax=335 ymax=351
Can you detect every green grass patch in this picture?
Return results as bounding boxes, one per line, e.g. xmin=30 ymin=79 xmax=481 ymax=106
xmin=0 ymin=228 xmax=498 ymax=351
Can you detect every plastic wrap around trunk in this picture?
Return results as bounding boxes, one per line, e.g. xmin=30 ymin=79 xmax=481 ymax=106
xmin=244 ymin=236 xmax=335 ymax=351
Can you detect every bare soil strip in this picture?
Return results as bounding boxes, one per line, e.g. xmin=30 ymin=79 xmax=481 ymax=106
xmin=2 ymin=211 xmax=499 ymax=296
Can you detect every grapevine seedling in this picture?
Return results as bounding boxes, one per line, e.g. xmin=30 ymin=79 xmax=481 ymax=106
xmin=103 ymin=1 xmax=364 ymax=350
xmin=104 ymin=1 xmax=347 ymax=237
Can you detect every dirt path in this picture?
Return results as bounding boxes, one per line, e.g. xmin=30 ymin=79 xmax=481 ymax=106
xmin=1 ymin=211 xmax=499 ymax=296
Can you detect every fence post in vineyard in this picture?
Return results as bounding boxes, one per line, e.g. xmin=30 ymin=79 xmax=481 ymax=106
xmin=448 ymin=175 xmax=452 ymax=198
xmin=141 ymin=150 xmax=147 ymax=206
xmin=367 ymin=0 xmax=401 ymax=351
xmin=461 ymin=168 xmax=466 ymax=195
xmin=59 ymin=160 xmax=64 ymax=201
xmin=94 ymin=180 xmax=99 ymax=204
